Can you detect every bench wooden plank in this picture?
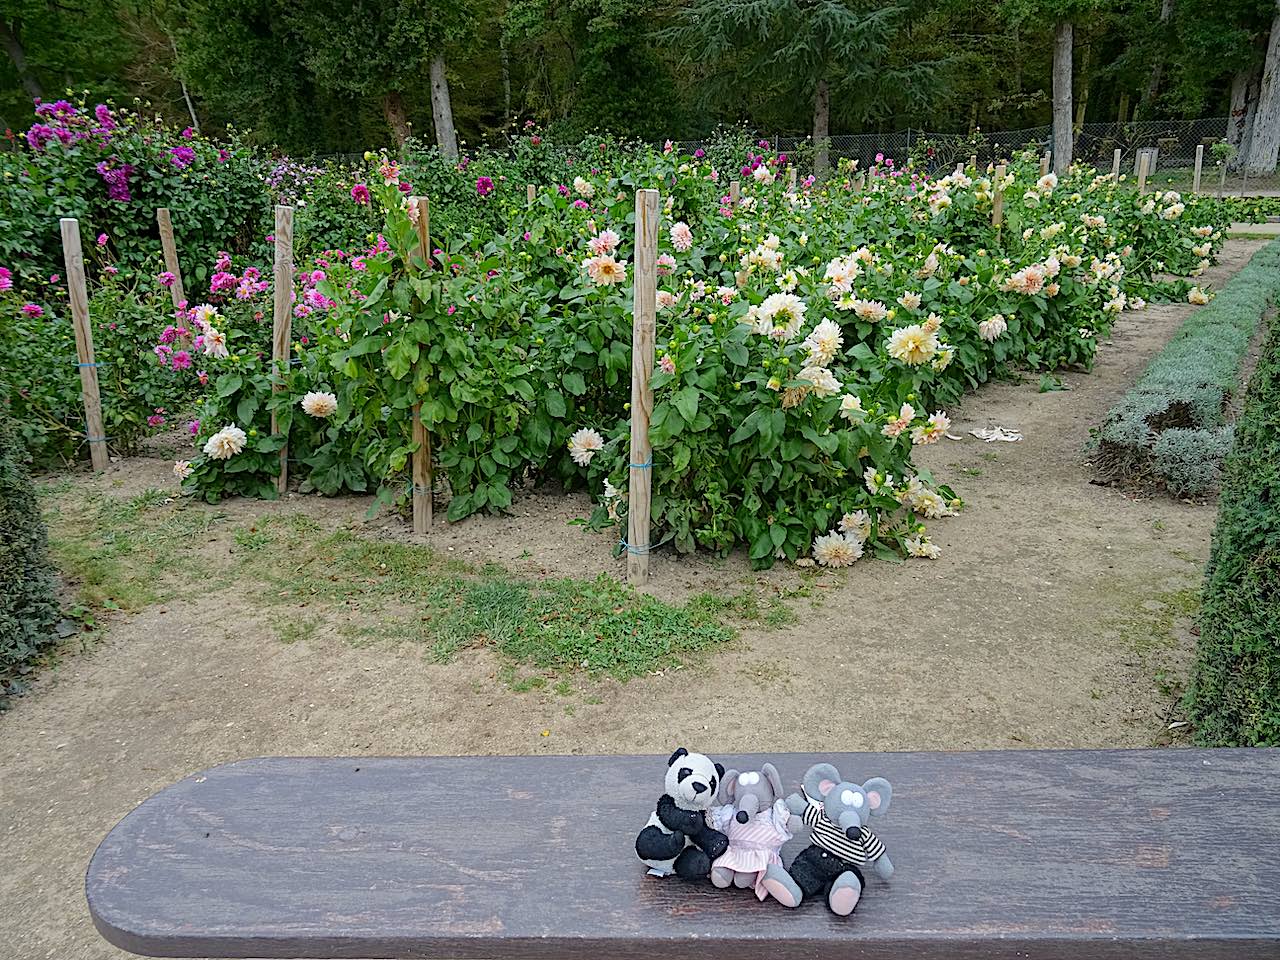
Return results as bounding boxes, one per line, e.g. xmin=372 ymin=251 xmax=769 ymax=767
xmin=86 ymin=749 xmax=1280 ymax=959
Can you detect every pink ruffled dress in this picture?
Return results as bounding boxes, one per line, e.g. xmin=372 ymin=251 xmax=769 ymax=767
xmin=708 ymin=799 xmax=794 ymax=900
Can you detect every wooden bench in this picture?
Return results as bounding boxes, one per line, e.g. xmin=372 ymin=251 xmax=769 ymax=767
xmin=86 ymin=749 xmax=1280 ymax=959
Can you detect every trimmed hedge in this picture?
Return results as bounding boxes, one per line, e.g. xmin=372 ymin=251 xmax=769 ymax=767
xmin=1186 ymin=315 xmax=1280 ymax=746
xmin=1095 ymin=240 xmax=1280 ymax=496
xmin=0 ymin=404 xmax=60 ymax=707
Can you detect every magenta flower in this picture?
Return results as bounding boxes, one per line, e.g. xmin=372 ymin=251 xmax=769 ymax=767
xmin=659 ymin=355 xmax=676 ymax=374
xmin=398 ymin=181 xmax=412 ymax=193
xmin=21 ymin=303 xmax=43 ymax=317
xmin=96 ymin=233 xmax=108 ymax=246
xmin=182 ymin=126 xmax=195 ymax=140
xmin=476 ymin=176 xmax=495 ymax=197
xmin=0 ymin=267 xmax=11 ymax=292
xmin=171 ymin=350 xmax=192 ymax=370
xmin=573 ymin=199 xmax=589 ymax=209
xmin=147 ymin=414 xmax=165 ymax=427
xmin=209 ymin=271 xmax=237 ymax=294
xmin=350 ymin=184 xmax=370 ymax=204
xmin=159 ymin=325 xmax=179 ymax=345
xmin=49 ymin=273 xmax=59 ymax=283
xmin=104 ymin=265 xmax=119 ymax=275
xmin=157 ymin=271 xmax=176 ymax=287
xmin=196 ymin=371 xmax=208 ymax=386
xmin=694 ymin=148 xmax=705 ymax=159
xmin=169 ymin=145 xmax=196 ymax=169
xmin=217 ymin=148 xmax=230 ymax=163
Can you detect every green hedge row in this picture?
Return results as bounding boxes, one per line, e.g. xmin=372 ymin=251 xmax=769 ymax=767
xmin=0 ymin=403 xmax=60 ymax=708
xmin=1186 ymin=314 xmax=1280 ymax=746
xmin=1095 ymin=240 xmax=1280 ymax=496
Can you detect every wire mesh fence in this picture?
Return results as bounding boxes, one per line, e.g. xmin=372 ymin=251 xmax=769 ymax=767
xmin=671 ymin=118 xmax=1229 ymax=174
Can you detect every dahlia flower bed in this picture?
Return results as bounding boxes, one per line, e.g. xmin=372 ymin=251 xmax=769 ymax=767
xmin=3 ymin=142 xmax=1229 ymax=570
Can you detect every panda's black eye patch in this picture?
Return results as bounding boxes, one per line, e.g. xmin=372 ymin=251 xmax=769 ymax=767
xmin=677 ymin=766 xmax=693 ymax=782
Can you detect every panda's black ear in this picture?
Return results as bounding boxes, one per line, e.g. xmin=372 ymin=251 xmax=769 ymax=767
xmin=667 ymin=747 xmax=689 ymax=767
xmin=715 ymin=762 xmax=725 ymax=778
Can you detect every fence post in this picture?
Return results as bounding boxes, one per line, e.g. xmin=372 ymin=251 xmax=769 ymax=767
xmin=1040 ymin=152 xmax=1051 ymax=176
xmin=1111 ymin=147 xmax=1122 ymax=181
xmin=1137 ymin=151 xmax=1149 ymax=192
xmin=992 ymin=163 xmax=1006 ymax=231
xmin=787 ymin=166 xmax=797 ymax=192
xmin=409 ymin=195 xmax=434 ymax=534
xmin=969 ymin=154 xmax=977 ymax=171
xmin=729 ymin=180 xmax=740 ymax=206
xmin=271 ymin=204 xmax=294 ymax=495
xmin=59 ymin=218 xmax=109 ymax=472
xmin=155 ymin=208 xmax=186 ymax=309
xmin=1193 ymin=144 xmax=1204 ymax=194
xmin=526 ymin=183 xmax=536 ymax=205
xmin=628 ymin=188 xmax=659 ymax=585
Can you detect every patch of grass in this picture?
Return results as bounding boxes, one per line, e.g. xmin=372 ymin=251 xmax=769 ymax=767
xmin=687 ymin=588 xmax=795 ymax=627
xmin=276 ymin=617 xmax=319 ymax=645
xmin=42 ymin=486 xmax=224 ymax=613
xmin=234 ymin=526 xmax=272 ymax=551
xmin=231 ymin=518 xmax=738 ymax=682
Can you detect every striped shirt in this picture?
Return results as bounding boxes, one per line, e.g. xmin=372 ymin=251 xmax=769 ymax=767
xmin=802 ymin=796 xmax=886 ymax=864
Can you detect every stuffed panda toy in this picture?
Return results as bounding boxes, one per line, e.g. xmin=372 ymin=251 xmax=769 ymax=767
xmin=635 ymin=747 xmax=730 ymax=880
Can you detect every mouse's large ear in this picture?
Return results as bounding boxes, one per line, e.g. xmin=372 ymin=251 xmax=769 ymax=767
xmin=721 ymin=769 xmax=740 ymax=803
xmin=861 ymin=777 xmax=892 ymax=816
xmin=667 ymin=747 xmax=689 ymax=767
xmin=803 ymin=762 xmax=842 ymax=799
xmin=762 ymin=762 xmax=784 ymax=799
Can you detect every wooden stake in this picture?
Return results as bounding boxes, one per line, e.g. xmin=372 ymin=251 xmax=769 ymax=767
xmin=1193 ymin=144 xmax=1204 ymax=194
xmin=1137 ymin=151 xmax=1149 ymax=192
xmin=60 ymin=218 xmax=108 ymax=472
xmin=969 ymin=154 xmax=978 ymax=170
xmin=627 ymin=189 xmax=659 ymax=585
xmin=1040 ymin=152 xmax=1051 ymax=176
xmin=409 ymin=195 xmax=434 ymax=534
xmin=992 ymin=163 xmax=1007 ymax=230
xmin=729 ymin=180 xmax=740 ymax=206
xmin=155 ymin=208 xmax=185 ymax=309
xmin=270 ymin=205 xmax=294 ymax=495
xmin=1111 ymin=147 xmax=1122 ymax=181
xmin=1218 ymin=162 xmax=1227 ymax=199
xmin=526 ymin=183 xmax=536 ymax=204
xmin=787 ymin=166 xmax=797 ymax=192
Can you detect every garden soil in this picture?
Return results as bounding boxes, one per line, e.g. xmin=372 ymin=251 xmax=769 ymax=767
xmin=0 ymin=239 xmax=1265 ymax=958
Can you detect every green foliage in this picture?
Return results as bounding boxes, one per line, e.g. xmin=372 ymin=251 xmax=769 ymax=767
xmin=1096 ymin=239 xmax=1280 ymax=496
xmin=0 ymin=258 xmax=189 ymax=465
xmin=0 ymin=97 xmax=267 ymax=289
xmin=171 ymin=145 xmax=1226 ymax=570
xmin=1185 ymin=315 xmax=1280 ymax=746
xmin=0 ymin=402 xmax=60 ymax=706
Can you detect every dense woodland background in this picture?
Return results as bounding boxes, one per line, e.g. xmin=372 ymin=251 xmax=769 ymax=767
xmin=0 ymin=0 xmax=1277 ymax=170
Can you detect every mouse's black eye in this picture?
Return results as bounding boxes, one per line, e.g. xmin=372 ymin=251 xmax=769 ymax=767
xmin=708 ymin=775 xmax=717 ymax=794
xmin=677 ymin=766 xmax=693 ymax=782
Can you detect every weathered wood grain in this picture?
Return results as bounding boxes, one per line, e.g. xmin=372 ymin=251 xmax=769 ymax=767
xmin=60 ymin=218 xmax=109 ymax=471
xmin=270 ymin=205 xmax=294 ymax=494
xmin=627 ymin=189 xmax=658 ymax=585
xmin=156 ymin=208 xmax=186 ymax=308
xmin=86 ymin=750 xmax=1280 ymax=959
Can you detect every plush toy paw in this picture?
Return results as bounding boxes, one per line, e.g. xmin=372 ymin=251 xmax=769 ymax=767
xmin=828 ymin=871 xmax=863 ymax=916
xmin=783 ymin=791 xmax=808 ymax=816
xmin=874 ymin=853 xmax=895 ymax=880
xmin=710 ymin=866 xmax=734 ymax=889
xmin=673 ymin=846 xmax=712 ymax=882
xmin=761 ymin=864 xmax=802 ymax=908
xmin=699 ymin=826 xmax=729 ymax=861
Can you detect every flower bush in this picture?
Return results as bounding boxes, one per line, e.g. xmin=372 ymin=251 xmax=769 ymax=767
xmin=157 ymin=145 xmax=1227 ymax=569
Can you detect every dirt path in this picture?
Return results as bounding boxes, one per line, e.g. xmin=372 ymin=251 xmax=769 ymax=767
xmin=0 ymin=240 xmax=1264 ymax=959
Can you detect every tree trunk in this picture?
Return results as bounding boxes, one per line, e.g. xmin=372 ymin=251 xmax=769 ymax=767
xmin=1138 ymin=0 xmax=1175 ymax=119
xmin=0 ymin=21 xmax=42 ymax=99
xmin=1052 ymin=20 xmax=1073 ymax=175
xmin=382 ymin=91 xmax=411 ymax=148
xmin=1231 ymin=36 xmax=1268 ymax=170
xmin=812 ymin=78 xmax=830 ymax=180
xmin=1244 ymin=5 xmax=1280 ymax=176
xmin=169 ymin=34 xmax=200 ymax=134
xmin=500 ymin=35 xmax=511 ymax=122
xmin=1074 ymin=39 xmax=1092 ymax=129
xmin=430 ymin=53 xmax=459 ymax=161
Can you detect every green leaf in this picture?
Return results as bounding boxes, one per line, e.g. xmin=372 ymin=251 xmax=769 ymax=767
xmin=563 ymin=372 xmax=587 ymax=396
xmin=216 ymin=374 xmax=243 ymax=398
xmin=545 ymin=390 xmax=567 ymax=418
xmin=672 ymin=386 xmax=700 ymax=423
